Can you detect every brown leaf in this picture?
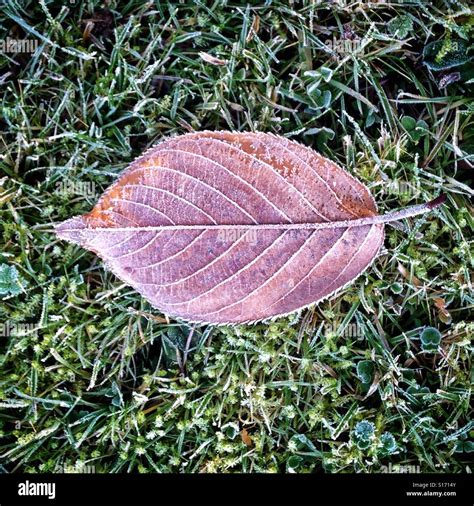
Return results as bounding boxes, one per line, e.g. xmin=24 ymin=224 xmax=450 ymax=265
xmin=55 ymin=132 xmax=445 ymax=325
xmin=240 ymin=428 xmax=252 ymax=447
xmin=198 ymin=52 xmax=227 ymax=66
xmin=397 ymin=263 xmax=421 ymax=287
xmin=81 ymin=9 xmax=115 ymax=40
xmin=246 ymin=15 xmax=260 ymax=42
xmin=433 ymin=297 xmax=452 ymax=324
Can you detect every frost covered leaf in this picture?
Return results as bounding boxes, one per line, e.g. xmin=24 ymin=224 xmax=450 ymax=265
xmin=388 ymin=15 xmax=413 ymax=39
xmin=55 ymin=131 xmax=445 ymax=324
xmin=356 ymin=360 xmax=375 ymax=384
xmin=420 ymin=326 xmax=442 ymax=353
xmin=0 ymin=264 xmax=26 ymax=296
xmin=423 ymin=39 xmax=472 ymax=71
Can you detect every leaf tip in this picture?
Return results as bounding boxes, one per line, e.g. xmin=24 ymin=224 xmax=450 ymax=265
xmin=54 ymin=215 xmax=87 ymax=246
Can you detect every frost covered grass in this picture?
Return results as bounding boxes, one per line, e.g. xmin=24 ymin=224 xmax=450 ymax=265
xmin=0 ymin=0 xmax=472 ymax=473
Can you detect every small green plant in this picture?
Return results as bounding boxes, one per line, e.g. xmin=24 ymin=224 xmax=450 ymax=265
xmin=400 ymin=116 xmax=429 ymax=143
xmin=221 ymin=422 xmax=240 ymax=440
xmin=387 ymin=15 xmax=413 ymax=39
xmin=454 ymin=438 xmax=474 ymax=454
xmin=378 ymin=432 xmax=398 ymax=456
xmin=352 ymin=420 xmax=375 ymax=450
xmin=290 ymin=434 xmax=318 ymax=452
xmin=390 ymin=282 xmax=403 ymax=295
xmin=356 ymin=361 xmax=375 ymax=384
xmin=352 ymin=422 xmax=398 ymax=457
xmin=423 ymin=39 xmax=472 ymax=71
xmin=0 ymin=264 xmax=26 ymax=296
xmin=420 ymin=327 xmax=442 ymax=353
xmin=287 ymin=455 xmax=304 ymax=472
xmin=405 ymin=383 xmax=431 ymax=407
xmin=406 ymin=383 xmax=430 ymax=395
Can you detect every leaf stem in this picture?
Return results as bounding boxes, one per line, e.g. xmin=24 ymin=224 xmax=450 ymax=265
xmin=55 ymin=195 xmax=446 ymax=233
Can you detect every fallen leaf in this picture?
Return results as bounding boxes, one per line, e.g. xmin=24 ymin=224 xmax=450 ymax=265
xmin=198 ymin=52 xmax=227 ymax=66
xmin=438 ymin=72 xmax=461 ymax=89
xmin=397 ymin=263 xmax=421 ymax=287
xmin=55 ymin=131 xmax=445 ymax=324
xmin=246 ymin=15 xmax=260 ymax=42
xmin=433 ymin=297 xmax=452 ymax=324
xmin=240 ymin=428 xmax=253 ymax=447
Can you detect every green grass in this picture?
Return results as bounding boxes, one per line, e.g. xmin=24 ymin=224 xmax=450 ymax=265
xmin=0 ymin=0 xmax=472 ymax=474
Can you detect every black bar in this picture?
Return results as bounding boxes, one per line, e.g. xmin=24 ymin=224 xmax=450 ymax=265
xmin=0 ymin=473 xmax=471 ymax=506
